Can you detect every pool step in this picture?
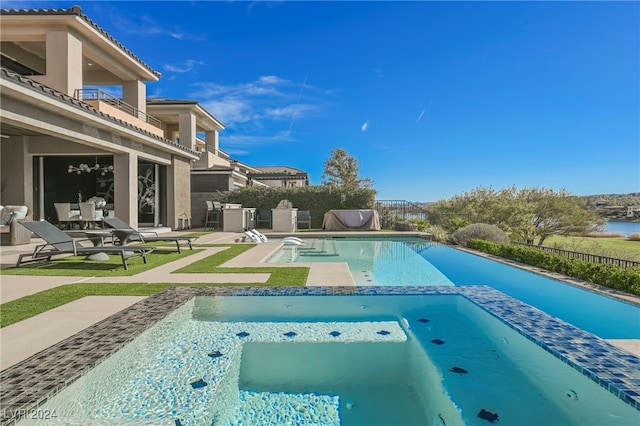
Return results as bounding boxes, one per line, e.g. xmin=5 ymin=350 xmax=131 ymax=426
xmin=85 ymin=320 xmax=406 ymax=426
xmin=226 ymin=390 xmax=341 ymax=425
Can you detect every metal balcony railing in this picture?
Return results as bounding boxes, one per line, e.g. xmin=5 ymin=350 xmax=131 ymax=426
xmin=375 ymin=200 xmax=430 ymax=229
xmin=74 ymin=89 xmax=162 ymax=128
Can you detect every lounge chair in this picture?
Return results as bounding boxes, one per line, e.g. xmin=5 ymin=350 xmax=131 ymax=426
xmin=102 ymin=217 xmax=197 ymax=253
xmin=16 ymin=221 xmax=154 ymax=270
xmin=244 ymin=230 xmax=262 ymax=243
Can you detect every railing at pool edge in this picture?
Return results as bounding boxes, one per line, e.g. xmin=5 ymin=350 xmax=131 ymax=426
xmin=512 ymin=242 xmax=640 ymax=269
xmin=374 ymin=200 xmax=430 ymax=229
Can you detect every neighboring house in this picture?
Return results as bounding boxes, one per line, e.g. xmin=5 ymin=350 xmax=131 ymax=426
xmin=0 ymin=6 xmax=198 ymax=229
xmin=190 ymin=156 xmax=270 ymax=227
xmin=249 ymin=166 xmax=310 ymax=188
xmin=191 ymin=165 xmax=309 ymax=227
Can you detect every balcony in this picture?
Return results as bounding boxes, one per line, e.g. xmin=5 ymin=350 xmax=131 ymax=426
xmin=74 ymin=89 xmax=164 ymax=138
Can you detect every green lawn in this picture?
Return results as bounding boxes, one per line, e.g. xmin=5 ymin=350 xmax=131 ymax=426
xmin=0 ymin=249 xmax=202 ymax=276
xmin=542 ymin=235 xmax=640 ymax=261
xmin=0 ymin=244 xmax=309 ymax=327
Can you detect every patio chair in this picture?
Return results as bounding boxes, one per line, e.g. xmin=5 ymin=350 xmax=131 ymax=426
xmin=204 ymin=201 xmax=222 ymax=230
xmin=297 ymin=210 xmax=311 ymax=230
xmin=16 ymin=221 xmax=154 ymax=270
xmin=79 ymin=202 xmax=101 ymax=230
xmin=54 ymin=202 xmax=81 ymax=230
xmin=256 ymin=209 xmax=272 ymax=229
xmin=102 ymin=217 xmax=197 ymax=253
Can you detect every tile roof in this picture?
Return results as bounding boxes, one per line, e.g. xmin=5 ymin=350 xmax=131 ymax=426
xmin=147 ymin=98 xmax=199 ymax=105
xmin=0 ymin=6 xmax=161 ymax=79
xmin=253 ymin=166 xmax=307 ymax=174
xmin=0 ymin=67 xmax=198 ymax=157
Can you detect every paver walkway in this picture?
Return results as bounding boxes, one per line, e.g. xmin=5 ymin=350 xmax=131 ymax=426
xmin=0 ymin=296 xmax=145 ymax=370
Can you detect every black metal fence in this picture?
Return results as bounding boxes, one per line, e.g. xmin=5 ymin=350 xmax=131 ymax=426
xmin=512 ymin=242 xmax=640 ymax=269
xmin=374 ymin=200 xmax=430 ymax=229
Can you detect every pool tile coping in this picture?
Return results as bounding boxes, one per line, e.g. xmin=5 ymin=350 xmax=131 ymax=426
xmin=0 ymin=285 xmax=638 ymax=425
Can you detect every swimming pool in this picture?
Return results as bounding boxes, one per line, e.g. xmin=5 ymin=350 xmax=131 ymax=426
xmin=268 ymin=238 xmax=640 ymax=339
xmin=9 ymin=287 xmax=640 ymax=426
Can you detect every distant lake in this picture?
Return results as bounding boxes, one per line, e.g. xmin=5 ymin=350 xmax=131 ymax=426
xmin=605 ymin=221 xmax=640 ymax=236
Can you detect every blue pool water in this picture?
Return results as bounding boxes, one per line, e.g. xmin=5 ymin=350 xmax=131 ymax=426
xmin=28 ymin=292 xmax=640 ymax=426
xmin=418 ymin=244 xmax=640 ymax=339
xmin=268 ymin=238 xmax=640 ymax=339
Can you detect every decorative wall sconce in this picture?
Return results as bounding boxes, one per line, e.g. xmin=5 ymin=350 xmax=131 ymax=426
xmin=68 ymin=163 xmax=114 ymax=176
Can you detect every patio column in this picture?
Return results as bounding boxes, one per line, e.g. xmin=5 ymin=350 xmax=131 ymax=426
xmin=205 ymin=130 xmax=218 ymax=155
xmin=32 ymin=31 xmax=83 ymax=96
xmin=166 ymin=156 xmax=191 ymax=230
xmin=178 ymin=112 xmax=196 ymax=151
xmin=122 ymin=80 xmax=147 ymax=115
xmin=113 ymin=152 xmax=139 ymax=228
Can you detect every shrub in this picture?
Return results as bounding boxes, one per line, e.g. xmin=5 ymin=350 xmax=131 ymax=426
xmin=451 ymin=223 xmax=510 ymax=247
xmin=393 ymin=221 xmax=418 ymax=231
xmin=629 ymin=233 xmax=640 ymax=241
xmin=586 ymin=232 xmax=626 ymax=238
xmin=207 ymin=185 xmax=376 ymax=229
xmin=429 ymin=225 xmax=449 ymax=243
xmin=406 ymin=217 xmax=430 ymax=231
xmin=444 ymin=216 xmax=470 ymax=232
xmin=467 ymin=239 xmax=640 ymax=296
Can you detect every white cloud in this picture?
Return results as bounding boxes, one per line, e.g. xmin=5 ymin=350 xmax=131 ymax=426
xmin=192 ymin=75 xmax=335 ymax=151
xmin=361 ymin=121 xmax=370 ymax=132
xmin=194 ymin=75 xmax=330 ymax=127
xmin=202 ymin=98 xmax=254 ymax=125
xmin=258 ymin=75 xmax=289 ymax=85
xmin=163 ymin=60 xmax=205 ymax=73
xmin=264 ymin=104 xmax=314 ymax=119
xmin=103 ymin=7 xmax=205 ymax=41
xmin=222 ymin=131 xmax=295 ymax=154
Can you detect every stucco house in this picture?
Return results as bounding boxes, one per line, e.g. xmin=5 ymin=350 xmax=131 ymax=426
xmin=0 ymin=6 xmax=310 ymax=231
xmin=0 ymin=6 xmax=202 ymax=229
xmin=248 ymin=166 xmax=309 ymax=188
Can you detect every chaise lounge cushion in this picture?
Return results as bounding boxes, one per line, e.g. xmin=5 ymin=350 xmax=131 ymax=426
xmin=0 ymin=205 xmax=32 ymax=246
xmin=0 ymin=205 xmax=28 ymax=225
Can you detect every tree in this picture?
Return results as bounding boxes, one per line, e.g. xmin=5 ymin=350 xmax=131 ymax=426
xmin=427 ymin=185 xmax=604 ymax=245
xmin=321 ymin=148 xmax=374 ymax=190
xmin=513 ymin=187 xmax=604 ymax=245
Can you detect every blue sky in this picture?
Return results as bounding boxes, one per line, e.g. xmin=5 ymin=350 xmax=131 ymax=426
xmin=8 ymin=1 xmax=640 ymax=202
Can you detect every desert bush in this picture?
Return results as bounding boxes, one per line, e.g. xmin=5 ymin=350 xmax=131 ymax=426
xmin=393 ymin=221 xmax=418 ymax=231
xmin=451 ymin=223 xmax=510 ymax=247
xmin=468 ymin=239 xmax=640 ymax=296
xmin=428 ymin=225 xmax=449 ymax=243
xmin=406 ymin=217 xmax=430 ymax=231
xmin=444 ymin=216 xmax=470 ymax=232
xmin=586 ymin=232 xmax=626 ymax=238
